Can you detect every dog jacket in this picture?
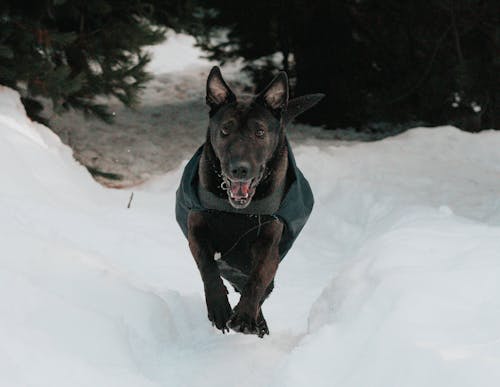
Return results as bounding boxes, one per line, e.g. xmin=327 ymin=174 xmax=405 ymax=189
xmin=175 ymin=139 xmax=314 ymax=261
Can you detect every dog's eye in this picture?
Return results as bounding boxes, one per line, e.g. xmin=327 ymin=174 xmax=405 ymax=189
xmin=220 ymin=127 xmax=229 ymax=137
xmin=255 ymin=129 xmax=265 ymax=138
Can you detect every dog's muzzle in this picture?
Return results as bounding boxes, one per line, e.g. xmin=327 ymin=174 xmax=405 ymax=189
xmin=221 ymin=174 xmax=263 ymax=209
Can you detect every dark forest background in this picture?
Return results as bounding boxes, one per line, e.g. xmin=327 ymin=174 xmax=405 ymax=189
xmin=1 ymin=0 xmax=498 ymax=131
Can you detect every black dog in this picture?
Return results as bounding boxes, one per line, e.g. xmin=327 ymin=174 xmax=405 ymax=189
xmin=176 ymin=67 xmax=323 ymax=337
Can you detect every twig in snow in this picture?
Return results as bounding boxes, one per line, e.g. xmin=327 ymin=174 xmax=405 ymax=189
xmin=127 ymin=192 xmax=134 ymax=209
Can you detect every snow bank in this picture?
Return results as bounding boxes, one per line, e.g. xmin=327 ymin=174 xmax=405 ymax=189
xmin=1 ymin=86 xmax=500 ymax=386
xmin=0 ymin=86 xmax=207 ymax=386
xmin=274 ymin=129 xmax=500 ymax=387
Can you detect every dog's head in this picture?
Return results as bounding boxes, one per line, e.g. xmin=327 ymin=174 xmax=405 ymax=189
xmin=206 ymin=66 xmax=323 ymax=209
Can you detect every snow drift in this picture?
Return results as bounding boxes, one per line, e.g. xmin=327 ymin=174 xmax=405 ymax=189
xmin=1 ymin=85 xmax=500 ymax=387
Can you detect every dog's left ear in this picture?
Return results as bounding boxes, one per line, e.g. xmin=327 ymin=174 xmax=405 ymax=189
xmin=257 ymin=72 xmax=289 ymax=112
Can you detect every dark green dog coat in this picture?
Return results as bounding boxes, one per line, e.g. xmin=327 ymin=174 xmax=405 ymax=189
xmin=175 ymin=140 xmax=314 ymax=260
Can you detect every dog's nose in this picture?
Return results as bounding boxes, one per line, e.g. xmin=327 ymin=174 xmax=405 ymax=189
xmin=230 ymin=162 xmax=250 ymax=179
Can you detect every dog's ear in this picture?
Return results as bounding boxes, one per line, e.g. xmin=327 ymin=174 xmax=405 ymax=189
xmin=257 ymin=72 xmax=289 ymax=112
xmin=206 ymin=66 xmax=236 ymax=110
xmin=284 ymin=93 xmax=325 ymax=126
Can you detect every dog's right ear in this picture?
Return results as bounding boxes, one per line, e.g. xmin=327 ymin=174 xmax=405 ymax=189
xmin=284 ymin=93 xmax=325 ymax=126
xmin=206 ymin=66 xmax=236 ymax=111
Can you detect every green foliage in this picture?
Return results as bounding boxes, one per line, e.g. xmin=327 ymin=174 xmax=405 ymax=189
xmin=0 ymin=0 xmax=167 ymax=123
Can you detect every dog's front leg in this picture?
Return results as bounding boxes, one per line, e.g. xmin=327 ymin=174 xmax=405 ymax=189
xmin=228 ymin=219 xmax=283 ymax=336
xmin=188 ymin=211 xmax=232 ymax=332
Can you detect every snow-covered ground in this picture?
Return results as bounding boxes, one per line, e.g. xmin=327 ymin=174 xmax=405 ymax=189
xmin=1 ymin=83 xmax=500 ymax=386
xmin=3 ymin=31 xmax=500 ymax=387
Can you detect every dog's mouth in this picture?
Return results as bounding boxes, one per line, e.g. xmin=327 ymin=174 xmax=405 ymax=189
xmin=223 ymin=177 xmax=260 ymax=209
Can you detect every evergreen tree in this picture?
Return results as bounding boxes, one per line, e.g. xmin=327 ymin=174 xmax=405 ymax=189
xmin=352 ymin=0 xmax=499 ymax=130
xmin=185 ymin=0 xmax=499 ymax=130
xmin=0 ymin=0 xmax=167 ymax=124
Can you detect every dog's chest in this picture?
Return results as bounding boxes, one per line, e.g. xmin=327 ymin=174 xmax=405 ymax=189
xmin=205 ymin=211 xmax=276 ymax=269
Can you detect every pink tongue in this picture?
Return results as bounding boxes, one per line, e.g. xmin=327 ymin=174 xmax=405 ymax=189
xmin=230 ymin=181 xmax=251 ymax=198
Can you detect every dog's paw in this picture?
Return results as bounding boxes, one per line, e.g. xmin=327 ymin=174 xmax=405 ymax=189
xmin=227 ymin=305 xmax=269 ymax=338
xmin=256 ymin=310 xmax=270 ymax=338
xmin=227 ymin=309 xmax=257 ymax=335
xmin=205 ymin=288 xmax=232 ymax=333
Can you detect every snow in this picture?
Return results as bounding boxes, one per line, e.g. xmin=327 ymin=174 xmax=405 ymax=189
xmin=145 ymin=31 xmax=214 ymax=74
xmin=2 ymin=82 xmax=500 ymax=386
xmin=3 ymin=24 xmax=500 ymax=383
